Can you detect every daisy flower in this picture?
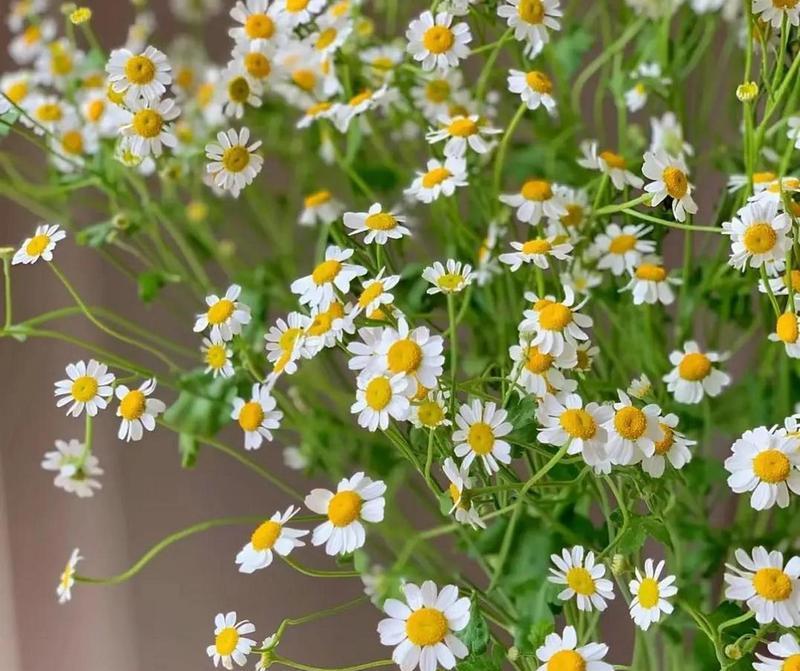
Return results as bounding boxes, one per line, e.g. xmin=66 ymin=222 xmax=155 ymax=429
xmin=405 ymin=156 xmax=468 ymax=204
xmin=753 ymin=0 xmax=800 ymax=27
xmin=725 ymin=425 xmax=800 ymax=510
xmin=629 ymin=559 xmax=677 ymax=631
xmin=770 ymin=311 xmax=800 ymax=358
xmin=754 ymin=634 xmax=800 ymax=671
xmin=410 ymin=389 xmax=451 ymax=429
xmin=499 ymin=236 xmax=573 ymax=272
xmin=642 ymin=150 xmax=698 ymax=222
xmin=377 ymin=581 xmax=470 ymax=671
xmin=48 ymin=118 xmax=97 ymax=173
xmin=640 ymin=413 xmax=695 ymax=478
xmin=9 ymin=19 xmax=56 ymax=65
xmin=296 ymin=100 xmax=337 ymax=129
xmin=351 ymin=372 xmax=410 ymax=431
xmin=722 ymin=200 xmax=792 ymax=273
xmin=627 ymin=374 xmax=652 ymax=399
xmin=333 ymin=86 xmax=390 ymax=132
xmin=235 ymin=506 xmax=308 ymax=573
xmin=205 ymin=127 xmax=264 ymax=198
xmin=305 ymin=472 xmax=386 ymax=556
xmin=219 ymin=64 xmax=263 ymax=119
xmin=360 ymin=44 xmax=404 ymax=83
xmin=264 ymin=312 xmax=312 ymax=376
xmin=299 ymin=190 xmax=345 ymax=227
xmin=344 ymin=203 xmax=410 ymax=245
xmin=115 ymin=378 xmax=165 ymax=442
xmin=54 ymin=359 xmax=115 ymax=418
xmin=453 ymin=399 xmax=513 ymax=475
xmin=193 ymin=284 xmax=252 ymax=342
xmin=535 ymin=626 xmax=612 ymax=671
xmin=603 ymin=390 xmax=663 ymax=466
xmin=650 ymin=111 xmax=693 ymax=157
xmin=578 ymin=141 xmax=644 ymax=190
xmin=442 ymin=457 xmax=485 ymax=529
xmin=508 ymin=340 xmax=577 ymax=398
xmin=228 ymin=0 xmax=283 ymax=45
xmin=622 ymin=256 xmax=681 ymax=305
xmin=537 ymin=393 xmax=613 ymax=470
xmin=405 ymin=11 xmax=472 ymax=72
xmin=291 ymin=246 xmax=367 ymax=310
xmin=308 ymin=15 xmax=353 ymax=56
xmin=202 ymin=337 xmax=235 ymax=378
xmin=497 ymin=0 xmax=562 ymax=58
xmin=120 ymin=97 xmax=180 ymax=158
xmin=592 ymin=222 xmax=655 ymax=276
xmin=12 ymin=222 xmax=66 ymax=265
xmin=353 ymin=271 xmax=400 ymax=318
xmin=663 ymin=341 xmax=731 ymax=404
xmin=232 ymin=383 xmax=283 ymax=450
xmin=411 ymin=69 xmax=467 ymax=121
xmin=724 ymin=547 xmax=800 ymax=626
xmin=370 ymin=318 xmax=446 ymax=395
xmin=274 ymin=0 xmax=326 ymax=27
xmin=548 ymin=546 xmax=615 ymax=612
xmin=560 ymin=262 xmax=603 ymax=296
xmin=305 ymin=300 xmax=355 ymax=354
xmin=624 ymin=82 xmax=648 ymax=113
xmin=425 ymin=113 xmax=501 ymax=158
xmin=422 ymin=259 xmax=474 ymax=295
xmin=35 ymin=39 xmax=83 ymax=91
xmin=507 ymin=68 xmax=556 ymax=114
xmin=57 ymin=548 xmax=82 ymax=604
xmin=206 ymin=612 xmax=256 ymax=669
xmin=42 ymin=439 xmax=102 ymax=498
xmin=106 ymin=45 xmax=171 ymax=102
xmin=519 ymin=286 xmax=593 ymax=357
xmin=549 ymin=185 xmax=589 ymax=233
xmin=500 ymin=178 xmax=566 ymax=226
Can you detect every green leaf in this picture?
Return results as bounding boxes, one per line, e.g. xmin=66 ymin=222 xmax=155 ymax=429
xmin=459 ymin=602 xmax=490 ymax=655
xmin=76 ymin=221 xmax=115 ymax=248
xmin=178 ymin=433 xmax=200 ymax=469
xmin=613 ymin=512 xmax=671 ymax=555
xmin=137 ymin=270 xmax=167 ymax=303
xmin=0 ymin=108 xmax=20 ymax=136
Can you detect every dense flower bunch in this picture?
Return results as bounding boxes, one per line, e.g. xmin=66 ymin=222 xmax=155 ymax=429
xmin=6 ymin=0 xmax=800 ymax=669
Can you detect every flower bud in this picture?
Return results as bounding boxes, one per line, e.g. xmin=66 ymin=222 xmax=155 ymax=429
xmin=69 ymin=7 xmax=92 ymax=24
xmin=736 ymin=81 xmax=759 ymax=102
xmin=724 ymin=643 xmax=742 ymax=660
xmin=611 ymin=554 xmax=629 ymax=576
xmin=507 ymin=646 xmax=520 ymax=662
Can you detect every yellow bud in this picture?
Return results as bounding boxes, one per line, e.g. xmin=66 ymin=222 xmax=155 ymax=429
xmin=724 ymin=644 xmax=742 ymax=660
xmin=736 ymin=81 xmax=759 ymax=102
xmin=69 ymin=7 xmax=92 ymax=24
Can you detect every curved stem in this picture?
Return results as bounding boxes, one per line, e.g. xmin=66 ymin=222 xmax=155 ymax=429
xmin=273 ymin=657 xmax=394 ymax=671
xmin=280 ymin=556 xmax=361 ymax=579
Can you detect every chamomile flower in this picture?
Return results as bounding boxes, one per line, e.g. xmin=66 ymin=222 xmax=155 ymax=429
xmin=297 ymin=190 xmax=343 ymax=227
xmin=305 ymin=472 xmax=386 ymax=555
xmin=549 ymin=185 xmax=589 ymax=234
xmin=410 ymin=389 xmax=451 ymax=429
xmin=722 ymin=200 xmax=792 ymax=273
xmin=405 ymin=11 xmax=472 ymax=72
xmin=519 ymin=286 xmax=593 ymax=357
xmin=219 ymin=64 xmax=263 ymax=119
xmin=12 ymin=222 xmax=66 ymax=265
xmin=548 ymin=546 xmax=615 ymax=612
xmin=377 ymin=581 xmax=470 ymax=671
xmin=761 ymin=269 xmax=800 ymax=296
xmin=344 ymin=203 xmax=410 ymax=245
xmin=507 ymin=68 xmax=556 ymax=113
xmin=725 ymin=426 xmax=800 ymax=510
xmin=206 ymin=612 xmax=256 ymax=669
xmin=592 ymin=222 xmax=655 ymax=276
xmin=624 ymin=82 xmax=648 ymax=113
xmin=202 ymin=337 xmax=235 ymax=378
xmin=1 ymin=71 xmax=33 ymax=112
xmin=405 ymin=156 xmax=468 ymax=203
xmin=629 ymin=559 xmax=677 ymax=631
xmin=291 ymin=246 xmax=367 ymax=310
xmin=194 ymin=284 xmax=252 ymax=342
xmin=642 ymin=150 xmax=698 ymax=222
xmin=724 ymin=547 xmax=800 ymax=626
xmin=603 ymin=390 xmax=662 ymax=466
xmin=650 ymin=112 xmax=693 ymax=157
xmin=411 ymin=69 xmax=467 ymax=121
xmin=560 ymin=262 xmax=603 ymax=296
xmin=54 ymin=359 xmax=115 ymax=418
xmin=235 ymin=505 xmax=308 ymax=573
xmin=264 ymin=313 xmax=312 ymax=376
xmin=9 ymin=19 xmax=56 ymax=64
xmin=640 ymin=413 xmax=695 ymax=477
xmin=23 ymin=93 xmax=67 ymax=133
xmin=229 ymin=0 xmax=283 ymax=45
xmin=622 ymin=256 xmax=681 ymax=305
xmin=308 ymin=15 xmax=353 ymax=56
xmin=120 ymin=97 xmax=180 ymax=158
xmin=115 ymin=378 xmax=165 ymax=442
xmin=497 ymin=0 xmax=562 ymax=58
xmin=35 ymin=39 xmax=83 ymax=91
xmin=771 ymin=311 xmax=800 ymax=358
xmin=753 ymin=0 xmax=800 ymax=28
xmin=453 ymin=399 xmax=513 ymax=475
xmin=535 ymin=626 xmax=612 ymax=671
xmin=296 ymin=100 xmax=337 ymax=128
xmin=537 ymin=393 xmax=613 ymax=470
xmin=232 ymin=383 xmax=283 ymax=450
xmin=275 ymin=0 xmax=326 ymax=27
xmin=500 ymin=178 xmax=566 ymax=226
xmin=353 ymin=271 xmax=400 ymax=318
xmin=42 ymin=439 xmax=103 ymax=498
xmin=627 ymin=374 xmax=652 ymax=399
xmin=49 ymin=118 xmax=99 ymax=173
xmin=351 ymin=372 xmax=410 ymax=431
xmin=442 ymin=458 xmax=485 ymax=529
xmin=508 ymin=340 xmax=577 ymax=398
xmin=106 ymin=45 xmax=171 ymax=102
xmin=663 ymin=341 xmax=731 ymax=404
xmin=499 ymin=236 xmax=573 ymax=271
xmin=205 ymin=127 xmax=264 ymax=198
xmin=425 ymin=113 xmax=501 ymax=158
xmin=754 ymin=634 xmax=800 ymax=671
xmin=57 ymin=548 xmax=82 ymax=604
xmin=360 ymin=44 xmax=404 ymax=83
xmin=578 ymin=141 xmax=644 ymax=190
xmin=333 ymin=86 xmax=390 ymax=132
xmin=422 ymin=259 xmax=474 ymax=295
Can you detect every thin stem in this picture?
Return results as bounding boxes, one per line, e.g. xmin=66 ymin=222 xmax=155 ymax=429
xmin=280 ymin=556 xmax=361 ymax=579
xmin=493 ymin=103 xmax=527 ymax=200
xmin=2 ymin=255 xmax=11 ymax=329
xmin=273 ymin=657 xmax=394 ymax=671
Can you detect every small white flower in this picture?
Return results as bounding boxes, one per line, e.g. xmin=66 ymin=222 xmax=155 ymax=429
xmin=42 ymin=439 xmax=102 ymax=498
xmin=205 ymin=127 xmax=263 ymax=198
xmin=194 ymin=284 xmax=252 ymax=342
xmin=290 ymin=245 xmax=368 ymax=310
xmin=231 ymin=383 xmax=283 ymax=450
xmin=754 ymin=633 xmax=800 ymax=671
xmin=106 ymin=45 xmax=172 ymax=102
xmin=663 ymin=341 xmax=731 ymax=404
xmin=497 ymin=0 xmax=562 ymax=58
xmin=442 ymin=458 xmax=485 ymax=529
xmin=119 ymin=97 xmax=180 ymax=158
xmin=411 ymin=69 xmax=467 ymax=121
xmin=54 ymin=359 xmax=115 ymax=418
xmin=299 ymin=189 xmax=344 ymax=227
xmin=770 ymin=311 xmax=800 ymax=357
xmin=57 ymin=548 xmax=82 ymax=604
xmin=753 ymin=0 xmax=800 ymax=28
xmin=548 ymin=546 xmax=615 ymax=612
xmin=206 ymin=612 xmax=256 ymax=669
xmin=351 ymin=372 xmax=410 ymax=431
xmin=405 ymin=11 xmax=472 ymax=72
xmin=405 ymin=156 xmax=468 ymax=203
xmin=622 ymin=256 xmax=681 ymax=305
xmin=642 ymin=150 xmax=698 ymax=222
xmin=650 ymin=112 xmax=693 ymax=157
xmin=219 ymin=63 xmax=263 ymax=119
xmin=519 ymin=286 xmax=593 ymax=357
xmin=353 ymin=271 xmax=401 ymax=318
xmin=500 ymin=178 xmax=566 ymax=226
xmin=229 ymin=0 xmax=285 ymax=45
xmin=591 ymin=222 xmax=655 ymax=276
xmin=640 ymin=412 xmax=695 ymax=477
xmin=537 ymin=393 xmax=612 ymax=470
xmin=115 ymin=378 xmax=165 ymax=442
xmin=722 ymin=200 xmax=792 ymax=273
xmin=202 ymin=337 xmax=235 ymax=378
xmin=333 ymin=86 xmax=390 ymax=133
xmin=453 ymin=399 xmax=513 ymax=474
xmin=507 ymin=68 xmax=556 ymax=114
xmin=410 ymin=389 xmax=451 ymax=429
xmin=578 ymin=140 xmax=644 ymax=190
xmin=274 ymin=0 xmax=326 ymax=27
xmin=627 ymin=374 xmax=652 ymax=399
xmin=535 ymin=625 xmax=612 ymax=671
xmin=422 ymin=259 xmax=474 ymax=295
xmin=264 ymin=312 xmax=312 ymax=376
xmin=344 ymin=203 xmax=410 ymax=245
xmin=499 ymin=236 xmax=573 ymax=272
xmin=426 ymin=113 xmax=501 ymax=158
xmin=508 ymin=339 xmax=577 ymax=399
xmin=235 ymin=505 xmax=308 ymax=573
xmin=12 ymin=222 xmax=66 ymax=265
xmin=629 ymin=559 xmax=677 ymax=631
xmin=603 ymin=390 xmax=663 ymax=467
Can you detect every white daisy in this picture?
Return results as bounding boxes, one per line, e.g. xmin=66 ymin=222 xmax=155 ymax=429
xmin=119 ymin=97 xmax=180 ymax=158
xmin=622 ymin=256 xmax=681 ymax=305
xmin=770 ymin=311 xmax=800 ymax=358
xmin=353 ymin=272 xmax=400 ymax=318
xmin=663 ymin=341 xmax=731 ymax=404
xmin=642 ymin=150 xmax=698 ymax=222
xmin=453 ymin=399 xmax=513 ymax=475
xmin=232 ymin=384 xmax=283 ymax=450
xmin=304 ymin=300 xmax=355 ymax=354
xmin=219 ymin=63 xmax=263 ymax=119
xmin=519 ymin=286 xmax=593 ymax=357
xmin=629 ymin=559 xmax=677 ymax=631
xmin=308 ymin=15 xmax=353 ymax=56
xmin=299 ymin=190 xmax=345 ymax=227
xmin=548 ymin=546 xmax=615 ymax=612
xmin=535 ymin=626 xmax=612 ymax=671
xmin=305 ymin=472 xmax=386 ymax=555
xmin=12 ymin=222 xmax=66 ymax=265
xmin=274 ymin=0 xmax=326 ymax=27
xmin=754 ymin=634 xmax=800 ymax=671
xmin=560 ymin=262 xmax=603 ymax=296
xmin=422 ymin=259 xmax=474 ymax=295
xmin=650 ymin=112 xmax=693 ymax=157
xmin=537 ymin=393 xmax=613 ymax=470
xmin=405 ymin=11 xmax=472 ymax=72
xmin=753 ymin=0 xmax=800 ymax=27
xmin=508 ymin=339 xmax=577 ymax=399
xmin=426 ymin=113 xmax=501 ymax=158
xmin=264 ymin=312 xmax=312 ymax=376
xmin=42 ymin=439 xmax=102 ymax=498
xmin=405 ymin=156 xmax=468 ymax=204
xmin=205 ymin=127 xmax=264 ymax=198
xmin=290 ymin=245 xmax=367 ymax=310
xmin=603 ymin=390 xmax=663 ymax=466
xmin=193 ymin=284 xmax=252 ymax=342
xmin=410 ymin=389 xmax=451 ymax=429
xmin=500 ymin=178 xmax=566 ymax=226
xmin=507 ymin=68 xmax=556 ymax=114
xmin=115 ymin=378 xmax=165 ymax=442
xmin=351 ymin=372 xmax=410 ymax=431
xmin=411 ymin=69 xmax=467 ymax=121
xmin=54 ymin=359 xmax=115 ymax=418
xmin=206 ymin=612 xmax=256 ymax=669
xmin=640 ymin=413 xmax=695 ymax=478
xmin=497 ymin=0 xmax=562 ymax=58
xmin=202 ymin=337 xmax=235 ymax=378
xmin=344 ymin=203 xmax=410 ymax=245
xmin=229 ymin=0 xmax=284 ymax=45
xmin=499 ymin=236 xmax=573 ymax=272
xmin=57 ymin=548 xmax=82 ymax=604
xmin=722 ymin=199 xmax=792 ymax=273
xmin=9 ymin=19 xmax=56 ymax=64
xmin=333 ymin=86 xmax=390 ymax=132
xmin=106 ymin=45 xmax=171 ymax=102
xmin=591 ymin=222 xmax=655 ymax=276
xmin=442 ymin=457 xmax=485 ymax=529
xmin=578 ymin=140 xmax=644 ymax=190
xmin=235 ymin=505 xmax=308 ymax=573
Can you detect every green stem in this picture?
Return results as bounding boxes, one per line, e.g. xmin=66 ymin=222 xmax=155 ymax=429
xmin=280 ymin=556 xmax=361 ymax=579
xmin=2 ymin=255 xmax=10 ymax=329
xmin=272 ymin=658 xmax=394 ymax=671
xmin=493 ymin=103 xmax=527 ymax=200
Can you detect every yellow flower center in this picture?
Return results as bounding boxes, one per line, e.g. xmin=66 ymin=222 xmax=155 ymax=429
xmin=365 ymin=212 xmax=397 ymax=230
xmin=71 ymin=375 xmax=98 ymax=402
xmin=447 ymin=117 xmax=478 ymax=137
xmin=518 ymin=0 xmax=545 ymax=23
xmin=292 ymin=69 xmax=316 ymax=91
xmin=23 ymin=24 xmax=41 ymax=45
xmin=250 ymin=520 xmax=282 ymax=551
xmin=278 ymin=327 xmax=302 ymax=352
xmin=307 ymin=302 xmax=344 ymax=335
xmin=119 ymin=389 xmax=146 ymax=421
xmin=311 ymin=259 xmax=342 ymax=285
xmin=387 ymin=339 xmax=423 ymax=374
xmin=521 ymin=179 xmax=553 ymax=201
xmin=207 ymin=298 xmax=235 ymax=325
xmin=307 ymin=101 xmax=332 ymax=116
xmin=559 ymin=409 xmax=597 ymax=440
xmin=522 ymin=239 xmax=552 ymax=255
xmin=175 ymin=66 xmax=194 ymax=91
xmin=614 ymin=406 xmax=647 ymax=440
xmin=525 ymin=346 xmax=553 ymax=373
xmin=196 ymin=82 xmax=215 ymax=107
xmin=743 ymin=222 xmax=778 ymax=254
xmin=638 ymin=577 xmax=660 ymax=608
xmin=422 ymin=167 xmax=451 ymax=188
xmin=316 ymin=27 xmax=338 ymax=50
xmin=753 ymin=449 xmax=791 ymax=483
xmin=405 ymin=607 xmax=448 ymax=646
xmin=36 ymin=103 xmax=62 ymax=122
xmin=25 ymin=233 xmax=50 ymax=256
xmin=124 ymin=55 xmax=156 ymax=85
xmin=425 ymin=79 xmax=450 ymax=103
xmin=566 ymin=567 xmax=596 ymax=595
xmin=417 ymin=400 xmax=444 ymax=427
xmin=348 ymin=90 xmax=373 ymax=107
xmin=422 ymin=26 xmax=455 ymax=54
xmin=286 ymin=0 xmax=309 ymax=11
xmin=61 ymin=130 xmax=84 ymax=155
xmin=365 ymin=376 xmax=393 ymax=410
xmin=635 ymin=263 xmax=667 ymax=282
xmin=305 ymin=190 xmax=332 ymax=208
xmin=245 ymin=13 xmax=274 ymax=39
xmin=371 ymin=56 xmax=394 ymax=70
xmin=238 ymin=401 xmax=265 ymax=432
xmin=205 ymin=343 xmax=228 ymax=369
xmin=774 ymin=0 xmax=800 ymax=8
xmin=609 ymin=234 xmax=637 ymax=254
xmin=753 ymin=171 xmax=777 ymax=184
xmin=327 ymin=490 xmax=362 ymax=526
xmin=678 ymin=352 xmax=711 ymax=381
xmin=561 ymin=204 xmax=584 ymax=228
xmin=753 ymin=567 xmax=793 ymax=601
xmin=576 ymin=348 xmax=590 ymax=370
xmin=525 ymin=70 xmax=552 ymax=93
xmin=547 ymin=650 xmax=586 ymax=671
xmin=662 ymin=167 xmax=688 ymax=199
xmin=359 ymin=282 xmax=384 ymax=308
xmin=131 ymin=109 xmax=163 ymax=139
xmin=654 ymin=424 xmax=674 ymax=455
xmin=782 ymin=655 xmax=800 ymax=671
xmin=50 ymin=48 xmax=73 ymax=76
xmin=777 ymin=313 xmax=799 ymax=343
xmin=437 ymin=273 xmax=465 ymax=291
xmin=244 ymin=52 xmax=271 ymax=79
xmin=86 ymin=98 xmax=105 ymax=122
xmin=5 ymin=81 xmax=28 ymax=104
xmin=222 ymin=146 xmax=251 ymax=173
xmin=599 ymin=150 xmax=627 ymax=169
xmin=448 ymin=482 xmax=463 ymax=507
xmin=538 ymin=303 xmax=572 ymax=331
xmin=228 ymin=76 xmax=251 ymax=103
xmin=215 ymin=627 xmax=240 ymax=656
xmin=467 ymin=422 xmax=495 ymax=455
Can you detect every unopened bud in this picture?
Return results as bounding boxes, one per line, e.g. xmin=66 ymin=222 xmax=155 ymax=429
xmin=69 ymin=7 xmax=92 ymax=24
xmin=724 ymin=643 xmax=743 ymax=660
xmin=736 ymin=81 xmax=759 ymax=102
xmin=611 ymin=554 xmax=629 ymax=576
